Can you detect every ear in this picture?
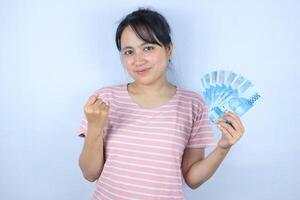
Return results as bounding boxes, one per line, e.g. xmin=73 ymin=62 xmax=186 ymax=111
xmin=166 ymin=42 xmax=173 ymax=59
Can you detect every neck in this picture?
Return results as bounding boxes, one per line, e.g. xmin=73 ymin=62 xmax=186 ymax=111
xmin=129 ymin=78 xmax=173 ymax=96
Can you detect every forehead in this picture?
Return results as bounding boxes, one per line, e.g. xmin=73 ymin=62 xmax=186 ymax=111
xmin=120 ymin=26 xmax=145 ymax=48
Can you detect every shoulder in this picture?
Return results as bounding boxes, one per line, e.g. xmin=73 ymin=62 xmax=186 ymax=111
xmin=93 ymin=84 xmax=124 ymax=95
xmin=178 ymin=87 xmax=210 ymax=122
xmin=177 ymin=87 xmax=207 ymax=109
xmin=92 ymin=83 xmax=126 ymax=104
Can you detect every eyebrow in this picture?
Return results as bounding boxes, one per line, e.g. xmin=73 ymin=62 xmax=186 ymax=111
xmin=121 ymin=42 xmax=152 ymax=52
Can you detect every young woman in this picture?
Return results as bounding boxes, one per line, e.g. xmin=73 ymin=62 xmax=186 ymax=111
xmin=77 ymin=8 xmax=244 ymax=200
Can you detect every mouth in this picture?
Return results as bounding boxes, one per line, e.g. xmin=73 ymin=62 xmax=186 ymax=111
xmin=136 ymin=68 xmax=151 ymax=76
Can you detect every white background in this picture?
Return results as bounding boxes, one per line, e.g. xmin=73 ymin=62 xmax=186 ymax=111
xmin=1 ymin=0 xmax=299 ymax=199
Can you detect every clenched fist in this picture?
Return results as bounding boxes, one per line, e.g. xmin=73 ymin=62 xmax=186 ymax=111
xmin=84 ymin=95 xmax=109 ymax=130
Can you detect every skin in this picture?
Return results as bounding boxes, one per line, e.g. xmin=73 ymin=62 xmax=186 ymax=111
xmin=120 ymin=25 xmax=176 ymax=108
xmin=182 ymin=112 xmax=244 ymax=189
xmin=79 ymin=96 xmax=108 ymax=182
xmin=79 ymin=25 xmax=245 ymax=189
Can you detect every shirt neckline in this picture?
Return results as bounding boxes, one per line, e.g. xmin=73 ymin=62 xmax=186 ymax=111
xmin=124 ymin=83 xmax=179 ymax=111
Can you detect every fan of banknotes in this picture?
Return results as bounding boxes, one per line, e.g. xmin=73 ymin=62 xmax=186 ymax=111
xmin=200 ymin=70 xmax=261 ymax=123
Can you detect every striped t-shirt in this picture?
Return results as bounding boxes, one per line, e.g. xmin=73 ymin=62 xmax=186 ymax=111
xmin=77 ymin=83 xmax=216 ymax=200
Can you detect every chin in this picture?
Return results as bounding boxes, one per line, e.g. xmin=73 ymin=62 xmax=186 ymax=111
xmin=133 ymin=77 xmax=156 ymax=85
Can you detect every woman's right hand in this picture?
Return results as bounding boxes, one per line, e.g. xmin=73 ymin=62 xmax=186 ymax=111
xmin=84 ymin=95 xmax=109 ymax=131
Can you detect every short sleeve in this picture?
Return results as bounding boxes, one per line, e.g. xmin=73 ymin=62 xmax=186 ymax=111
xmin=186 ymin=96 xmax=216 ymax=148
xmin=77 ymin=116 xmax=88 ymax=138
xmin=76 ymin=87 xmax=111 ymax=138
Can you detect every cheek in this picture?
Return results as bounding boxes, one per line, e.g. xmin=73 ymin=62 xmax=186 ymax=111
xmin=150 ymin=52 xmax=168 ymax=68
xmin=122 ymin=57 xmax=133 ymax=69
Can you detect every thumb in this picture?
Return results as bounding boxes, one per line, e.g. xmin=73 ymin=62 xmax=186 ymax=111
xmin=85 ymin=95 xmax=97 ymax=107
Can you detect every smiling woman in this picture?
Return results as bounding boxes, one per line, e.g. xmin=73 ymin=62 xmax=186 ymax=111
xmin=116 ymin=9 xmax=173 ymax=87
xmin=77 ymin=8 xmax=245 ymax=200
xmin=120 ymin=25 xmax=172 ymax=87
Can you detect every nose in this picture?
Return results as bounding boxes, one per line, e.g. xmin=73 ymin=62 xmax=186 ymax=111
xmin=133 ymin=50 xmax=146 ymax=66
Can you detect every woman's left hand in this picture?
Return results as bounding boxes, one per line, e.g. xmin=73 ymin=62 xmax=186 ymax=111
xmin=216 ymin=112 xmax=245 ymax=150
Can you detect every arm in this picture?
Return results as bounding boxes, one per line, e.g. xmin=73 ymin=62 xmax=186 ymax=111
xmin=182 ymin=146 xmax=229 ymax=189
xmin=182 ymin=112 xmax=244 ymax=189
xmin=78 ymin=95 xmax=109 ymax=182
xmin=79 ymin=125 xmax=105 ymax=182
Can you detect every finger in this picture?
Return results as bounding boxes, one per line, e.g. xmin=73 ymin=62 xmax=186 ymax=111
xmin=226 ymin=112 xmax=245 ymax=134
xmin=224 ymin=112 xmax=242 ymax=129
xmin=85 ymin=95 xmax=97 ymax=106
xmin=221 ymin=112 xmax=244 ymax=140
xmin=223 ymin=114 xmax=241 ymax=132
xmin=216 ymin=117 xmax=223 ymax=124
xmin=94 ymin=100 xmax=109 ymax=110
xmin=99 ymin=101 xmax=109 ymax=109
xmin=226 ymin=112 xmax=243 ymax=128
xmin=216 ymin=117 xmax=235 ymax=132
xmin=94 ymin=98 xmax=104 ymax=105
xmin=225 ymin=112 xmax=240 ymax=122
xmin=218 ymin=122 xmax=235 ymax=138
xmin=218 ymin=124 xmax=233 ymax=139
xmin=96 ymin=100 xmax=109 ymax=109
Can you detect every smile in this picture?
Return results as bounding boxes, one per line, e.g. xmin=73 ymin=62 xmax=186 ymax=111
xmin=136 ymin=68 xmax=151 ymax=76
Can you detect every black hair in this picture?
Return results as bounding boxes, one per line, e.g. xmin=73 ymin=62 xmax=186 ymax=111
xmin=115 ymin=8 xmax=172 ymax=51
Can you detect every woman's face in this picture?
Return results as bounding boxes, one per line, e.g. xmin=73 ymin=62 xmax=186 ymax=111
xmin=120 ymin=26 xmax=172 ymax=85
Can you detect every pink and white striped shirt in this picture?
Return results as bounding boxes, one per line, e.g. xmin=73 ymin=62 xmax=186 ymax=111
xmin=77 ymin=83 xmax=216 ymax=200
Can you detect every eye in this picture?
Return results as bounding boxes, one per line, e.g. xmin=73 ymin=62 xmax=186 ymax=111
xmin=123 ymin=49 xmax=134 ymax=56
xmin=144 ymin=46 xmax=155 ymax=52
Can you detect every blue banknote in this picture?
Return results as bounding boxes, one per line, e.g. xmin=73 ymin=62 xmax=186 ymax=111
xmin=201 ymin=70 xmax=261 ymax=123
